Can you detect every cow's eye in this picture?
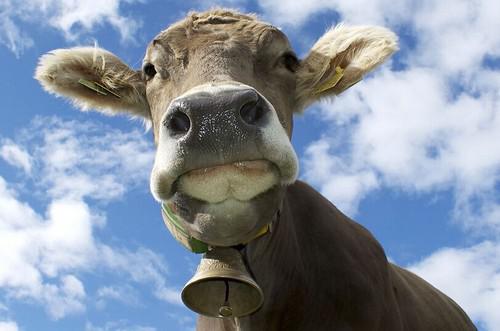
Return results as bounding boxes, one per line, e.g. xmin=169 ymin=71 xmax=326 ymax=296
xmin=280 ymin=52 xmax=299 ymax=73
xmin=143 ymin=63 xmax=157 ymax=79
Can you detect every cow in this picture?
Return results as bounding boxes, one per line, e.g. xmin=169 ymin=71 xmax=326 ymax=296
xmin=35 ymin=9 xmax=476 ymax=331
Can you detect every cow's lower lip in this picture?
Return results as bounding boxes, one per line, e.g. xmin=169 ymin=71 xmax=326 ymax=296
xmin=176 ymin=160 xmax=280 ymax=203
xmin=185 ymin=160 xmax=273 ymax=177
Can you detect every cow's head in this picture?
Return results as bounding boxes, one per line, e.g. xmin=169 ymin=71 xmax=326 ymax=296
xmin=35 ymin=10 xmax=397 ymax=247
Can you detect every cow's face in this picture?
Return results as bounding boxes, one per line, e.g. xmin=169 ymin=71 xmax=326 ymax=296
xmin=144 ymin=13 xmax=300 ymax=246
xmin=35 ymin=9 xmax=397 ymax=247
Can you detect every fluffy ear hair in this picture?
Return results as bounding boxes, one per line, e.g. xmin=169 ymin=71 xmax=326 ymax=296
xmin=35 ymin=47 xmax=149 ymax=118
xmin=296 ymin=25 xmax=398 ymax=110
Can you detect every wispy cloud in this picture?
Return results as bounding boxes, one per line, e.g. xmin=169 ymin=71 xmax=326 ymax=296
xmin=96 ymin=285 xmax=141 ymax=309
xmin=85 ymin=320 xmax=157 ymax=331
xmin=196 ymin=0 xmax=249 ymax=11
xmin=25 ymin=117 xmax=154 ymax=203
xmin=258 ymin=0 xmax=411 ymax=27
xmin=0 ymin=117 xmax=178 ymax=319
xmin=98 ymin=245 xmax=182 ymax=306
xmin=0 ymin=0 xmax=145 ymax=57
xmin=303 ymin=139 xmax=379 ymax=216
xmin=0 ymin=15 xmax=34 ymax=58
xmin=305 ymin=65 xmax=500 ymax=227
xmin=0 ymin=140 xmax=32 ymax=174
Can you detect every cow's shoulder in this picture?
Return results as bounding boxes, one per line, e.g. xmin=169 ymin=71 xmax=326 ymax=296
xmin=286 ymin=180 xmax=388 ymax=265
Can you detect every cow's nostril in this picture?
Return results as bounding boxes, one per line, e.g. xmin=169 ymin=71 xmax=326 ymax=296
xmin=167 ymin=111 xmax=191 ymax=136
xmin=240 ymin=99 xmax=267 ymax=126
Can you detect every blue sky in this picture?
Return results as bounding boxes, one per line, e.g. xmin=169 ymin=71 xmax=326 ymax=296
xmin=1 ymin=0 xmax=499 ymax=330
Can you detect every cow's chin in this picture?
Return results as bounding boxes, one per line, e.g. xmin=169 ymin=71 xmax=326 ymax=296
xmin=166 ymin=161 xmax=284 ymax=247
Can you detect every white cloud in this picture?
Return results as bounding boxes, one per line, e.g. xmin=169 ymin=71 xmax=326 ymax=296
xmin=411 ymin=0 xmax=500 ymax=75
xmin=303 ymin=139 xmax=379 ymax=215
xmin=335 ymin=68 xmax=500 ymax=195
xmin=0 ymin=117 xmax=178 ymax=319
xmin=258 ymin=0 xmax=411 ymax=27
xmin=197 ymin=0 xmax=249 ymax=11
xmin=0 ymin=321 xmax=19 ymax=331
xmin=85 ymin=320 xmax=157 ymax=331
xmin=0 ymin=173 xmax=93 ymax=319
xmin=0 ymin=0 xmax=144 ymax=56
xmin=41 ymin=275 xmax=87 ymax=319
xmin=408 ymin=241 xmax=500 ymax=331
xmin=0 ymin=15 xmax=34 ymax=58
xmin=0 ymin=140 xmax=32 ymax=174
xmin=302 ymin=63 xmax=500 ymax=239
xmin=96 ymin=285 xmax=140 ymax=309
xmin=26 ymin=117 xmax=154 ymax=202
xmin=98 ymin=245 xmax=182 ymax=306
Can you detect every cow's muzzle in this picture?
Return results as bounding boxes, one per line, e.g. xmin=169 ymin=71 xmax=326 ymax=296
xmin=151 ymin=82 xmax=298 ymax=203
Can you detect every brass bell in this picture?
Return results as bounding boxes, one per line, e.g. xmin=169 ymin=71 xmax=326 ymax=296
xmin=181 ymin=247 xmax=264 ymax=318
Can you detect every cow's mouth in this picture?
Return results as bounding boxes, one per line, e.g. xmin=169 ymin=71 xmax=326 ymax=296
xmin=176 ymin=160 xmax=280 ymax=203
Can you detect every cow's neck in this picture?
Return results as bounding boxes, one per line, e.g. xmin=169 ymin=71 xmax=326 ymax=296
xmin=238 ymin=190 xmax=310 ymax=329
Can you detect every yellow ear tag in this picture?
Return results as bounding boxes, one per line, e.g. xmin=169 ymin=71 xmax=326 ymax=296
xmin=78 ymin=78 xmax=121 ymax=98
xmin=313 ymin=66 xmax=344 ymax=95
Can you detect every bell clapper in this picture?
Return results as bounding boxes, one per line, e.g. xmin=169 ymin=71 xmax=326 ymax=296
xmin=218 ymin=279 xmax=233 ymax=317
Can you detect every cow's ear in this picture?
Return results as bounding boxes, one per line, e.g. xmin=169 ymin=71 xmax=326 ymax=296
xmin=35 ymin=47 xmax=149 ymax=119
xmin=296 ymin=25 xmax=398 ymax=110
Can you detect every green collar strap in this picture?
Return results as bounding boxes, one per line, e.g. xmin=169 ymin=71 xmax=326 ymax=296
xmin=161 ymin=203 xmax=209 ymax=253
xmin=161 ymin=203 xmax=270 ymax=254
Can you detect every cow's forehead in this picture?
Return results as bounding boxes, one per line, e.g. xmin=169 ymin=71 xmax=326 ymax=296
xmin=145 ymin=10 xmax=291 ymax=59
